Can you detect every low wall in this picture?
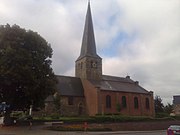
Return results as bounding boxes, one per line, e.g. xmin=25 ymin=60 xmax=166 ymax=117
xmin=88 ymin=120 xmax=180 ymax=131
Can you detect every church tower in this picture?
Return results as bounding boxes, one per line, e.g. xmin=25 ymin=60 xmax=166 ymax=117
xmin=75 ymin=2 xmax=102 ymax=80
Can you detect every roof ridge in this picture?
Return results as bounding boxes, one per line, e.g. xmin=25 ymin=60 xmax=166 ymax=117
xmin=56 ymin=75 xmax=80 ymax=79
xmin=102 ymin=74 xmax=133 ymax=81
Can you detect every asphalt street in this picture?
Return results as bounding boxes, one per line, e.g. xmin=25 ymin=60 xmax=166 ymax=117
xmin=0 ymin=126 xmax=167 ymax=135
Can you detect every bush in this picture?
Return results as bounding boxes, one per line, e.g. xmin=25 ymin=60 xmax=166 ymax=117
xmin=50 ymin=114 xmax=60 ymax=119
xmin=56 ymin=115 xmax=155 ymax=124
xmin=34 ymin=114 xmax=180 ymax=124
xmin=171 ymin=115 xmax=180 ymax=120
xmin=11 ymin=111 xmax=24 ymax=118
xmin=155 ymin=113 xmax=169 ymax=118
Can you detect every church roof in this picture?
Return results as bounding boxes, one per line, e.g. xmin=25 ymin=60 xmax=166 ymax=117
xmin=91 ymin=75 xmax=150 ymax=94
xmin=56 ymin=75 xmax=149 ymax=97
xmin=56 ymin=75 xmax=84 ymax=97
xmin=77 ymin=2 xmax=101 ymax=61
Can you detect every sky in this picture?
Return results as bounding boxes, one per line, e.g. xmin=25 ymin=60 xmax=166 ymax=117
xmin=0 ymin=0 xmax=180 ymax=105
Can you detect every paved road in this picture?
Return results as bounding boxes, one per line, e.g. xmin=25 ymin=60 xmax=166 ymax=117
xmin=0 ymin=126 xmax=167 ymax=135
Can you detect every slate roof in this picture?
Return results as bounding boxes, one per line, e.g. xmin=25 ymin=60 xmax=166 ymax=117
xmin=56 ymin=75 xmax=150 ymax=96
xmin=90 ymin=75 xmax=149 ymax=94
xmin=173 ymin=95 xmax=180 ymax=104
xmin=77 ymin=2 xmax=101 ymax=61
xmin=56 ymin=75 xmax=84 ymax=97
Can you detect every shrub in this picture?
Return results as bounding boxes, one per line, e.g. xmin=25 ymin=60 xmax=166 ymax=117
xmin=50 ymin=114 xmax=60 ymax=119
xmin=11 ymin=111 xmax=24 ymax=118
xmin=155 ymin=113 xmax=169 ymax=118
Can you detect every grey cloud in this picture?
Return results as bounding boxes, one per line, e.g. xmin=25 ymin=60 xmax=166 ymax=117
xmin=0 ymin=0 xmax=179 ymax=104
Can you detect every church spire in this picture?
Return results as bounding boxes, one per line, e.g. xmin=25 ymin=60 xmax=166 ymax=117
xmin=75 ymin=2 xmax=102 ymax=80
xmin=77 ymin=1 xmax=100 ymax=60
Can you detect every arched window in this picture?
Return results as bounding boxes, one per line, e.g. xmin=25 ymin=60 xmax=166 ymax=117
xmin=134 ymin=97 xmax=139 ymax=109
xmin=145 ymin=98 xmax=150 ymax=109
xmin=106 ymin=95 xmax=111 ymax=108
xmin=122 ymin=96 xmax=127 ymax=108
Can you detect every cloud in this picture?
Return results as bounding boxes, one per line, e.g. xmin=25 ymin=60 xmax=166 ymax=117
xmin=0 ymin=0 xmax=180 ymax=104
xmin=102 ymin=0 xmax=180 ymax=104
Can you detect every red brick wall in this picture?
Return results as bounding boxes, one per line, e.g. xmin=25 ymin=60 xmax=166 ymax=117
xmin=76 ymin=79 xmax=155 ymax=117
xmin=99 ymin=90 xmax=154 ymax=116
xmin=81 ymin=79 xmax=99 ymax=116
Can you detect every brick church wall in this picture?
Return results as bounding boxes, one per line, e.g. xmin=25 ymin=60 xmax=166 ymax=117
xmin=99 ymin=90 xmax=154 ymax=116
xmin=81 ymin=79 xmax=99 ymax=116
xmin=79 ymin=79 xmax=155 ymax=116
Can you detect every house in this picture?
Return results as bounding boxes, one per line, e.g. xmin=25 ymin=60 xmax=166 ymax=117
xmin=173 ymin=95 xmax=180 ymax=116
xmin=45 ymin=2 xmax=155 ymax=117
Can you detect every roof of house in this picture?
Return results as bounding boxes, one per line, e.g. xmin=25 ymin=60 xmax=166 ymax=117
xmin=173 ymin=95 xmax=180 ymax=104
xmin=91 ymin=75 xmax=150 ymax=94
xmin=56 ymin=75 xmax=84 ymax=97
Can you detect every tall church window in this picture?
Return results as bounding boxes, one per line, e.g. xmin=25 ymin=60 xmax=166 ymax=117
xmin=68 ymin=96 xmax=74 ymax=105
xmin=106 ymin=95 xmax=111 ymax=108
xmin=134 ymin=97 xmax=139 ymax=109
xmin=145 ymin=98 xmax=150 ymax=109
xmin=122 ymin=96 xmax=127 ymax=108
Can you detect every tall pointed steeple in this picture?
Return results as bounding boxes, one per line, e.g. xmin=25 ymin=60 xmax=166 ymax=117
xmin=77 ymin=1 xmax=100 ymax=60
xmin=75 ymin=2 xmax=102 ymax=80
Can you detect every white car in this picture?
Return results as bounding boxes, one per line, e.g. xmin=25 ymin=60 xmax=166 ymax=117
xmin=167 ymin=125 xmax=180 ymax=135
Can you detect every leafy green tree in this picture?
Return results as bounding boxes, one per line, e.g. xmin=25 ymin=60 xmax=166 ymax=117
xmin=154 ymin=95 xmax=164 ymax=113
xmin=164 ymin=103 xmax=173 ymax=114
xmin=0 ymin=24 xmax=56 ymax=110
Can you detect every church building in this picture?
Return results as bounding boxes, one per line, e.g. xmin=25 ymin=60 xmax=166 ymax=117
xmin=45 ymin=2 xmax=155 ymax=116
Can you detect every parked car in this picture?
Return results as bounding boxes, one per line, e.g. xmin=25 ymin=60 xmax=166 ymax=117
xmin=167 ymin=125 xmax=180 ymax=135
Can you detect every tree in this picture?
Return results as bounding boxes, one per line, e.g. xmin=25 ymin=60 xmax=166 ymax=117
xmin=0 ymin=24 xmax=56 ymax=110
xmin=164 ymin=103 xmax=173 ymax=114
xmin=154 ymin=95 xmax=164 ymax=113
